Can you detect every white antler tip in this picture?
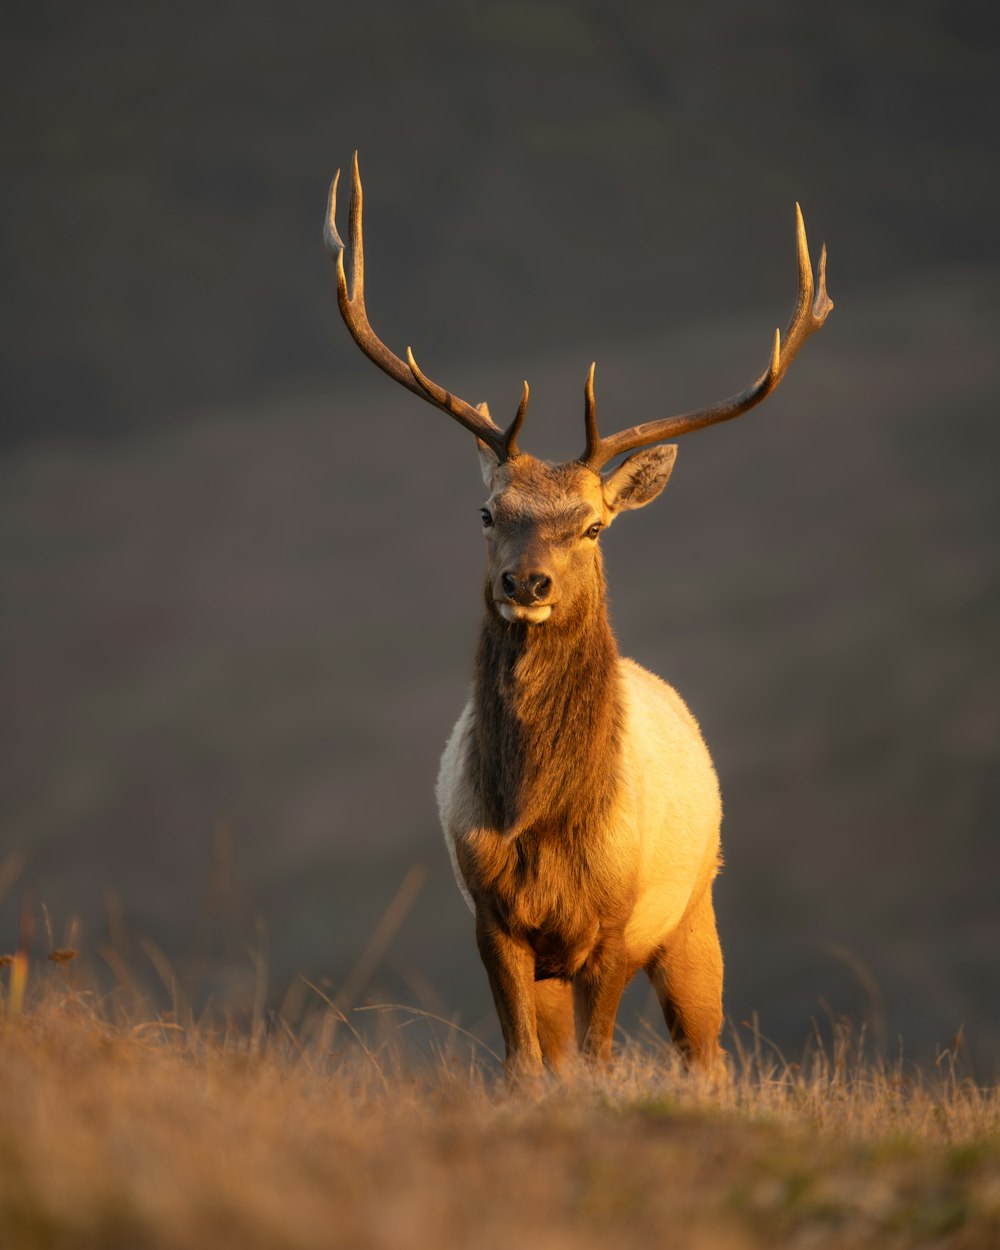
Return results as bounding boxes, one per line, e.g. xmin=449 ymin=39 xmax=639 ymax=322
xmin=324 ymin=171 xmax=345 ymax=256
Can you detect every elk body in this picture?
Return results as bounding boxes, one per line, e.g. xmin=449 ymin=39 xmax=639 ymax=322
xmin=324 ymin=155 xmax=832 ymax=1076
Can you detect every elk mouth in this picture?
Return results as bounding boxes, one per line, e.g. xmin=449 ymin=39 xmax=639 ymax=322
xmin=497 ymin=602 xmax=553 ymax=625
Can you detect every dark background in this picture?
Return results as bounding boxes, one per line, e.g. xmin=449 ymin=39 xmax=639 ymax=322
xmin=2 ymin=0 xmax=998 ymax=1071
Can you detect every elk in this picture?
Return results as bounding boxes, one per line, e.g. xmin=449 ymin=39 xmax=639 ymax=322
xmin=324 ymin=154 xmax=832 ymax=1076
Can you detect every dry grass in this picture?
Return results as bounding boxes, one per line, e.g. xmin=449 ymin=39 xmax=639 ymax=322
xmin=0 ymin=968 xmax=997 ymax=1250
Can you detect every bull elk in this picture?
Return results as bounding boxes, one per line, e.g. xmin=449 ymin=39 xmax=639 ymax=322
xmin=324 ymin=154 xmax=832 ymax=1076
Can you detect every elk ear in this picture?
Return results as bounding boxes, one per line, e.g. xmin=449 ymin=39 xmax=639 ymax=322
xmin=476 ymin=437 xmax=500 ymax=486
xmin=602 ymin=445 xmax=678 ymax=513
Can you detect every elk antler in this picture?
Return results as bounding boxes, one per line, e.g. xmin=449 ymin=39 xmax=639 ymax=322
xmin=579 ymin=204 xmax=833 ymax=471
xmin=324 ymin=153 xmax=527 ymax=460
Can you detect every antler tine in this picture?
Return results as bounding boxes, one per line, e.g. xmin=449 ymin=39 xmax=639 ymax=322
xmin=579 ymin=205 xmax=833 ymax=472
xmin=770 ymin=202 xmax=827 ymax=389
xmin=504 ymin=381 xmax=530 ymax=458
xmin=405 ymin=349 xmax=528 ymax=460
xmin=582 ymin=363 xmax=599 ymax=462
xmin=324 ymin=153 xmax=520 ymax=459
xmin=323 ymin=168 xmax=345 ymax=260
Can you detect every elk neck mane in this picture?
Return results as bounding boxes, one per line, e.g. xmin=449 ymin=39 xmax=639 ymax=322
xmin=470 ymin=564 xmax=623 ymax=839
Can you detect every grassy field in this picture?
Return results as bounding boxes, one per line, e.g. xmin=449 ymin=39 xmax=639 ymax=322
xmin=0 ymin=961 xmax=997 ymax=1250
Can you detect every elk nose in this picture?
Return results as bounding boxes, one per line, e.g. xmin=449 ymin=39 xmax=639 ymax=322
xmin=501 ymin=571 xmax=553 ymax=604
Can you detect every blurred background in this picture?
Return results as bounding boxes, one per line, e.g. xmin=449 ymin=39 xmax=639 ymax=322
xmin=1 ymin=0 xmax=997 ymax=1071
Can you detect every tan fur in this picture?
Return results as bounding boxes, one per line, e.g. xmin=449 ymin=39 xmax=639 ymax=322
xmin=436 ymin=451 xmax=725 ymax=1076
xmin=324 ymin=164 xmax=831 ymax=1079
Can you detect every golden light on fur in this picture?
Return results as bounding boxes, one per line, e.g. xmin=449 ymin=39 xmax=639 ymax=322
xmin=325 ymin=154 xmax=833 ymax=1079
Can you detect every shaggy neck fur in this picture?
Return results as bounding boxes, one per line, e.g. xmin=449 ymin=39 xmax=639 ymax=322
xmin=471 ymin=559 xmax=623 ymax=838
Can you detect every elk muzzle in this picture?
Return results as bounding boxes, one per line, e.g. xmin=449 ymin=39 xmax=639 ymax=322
xmin=497 ymin=566 xmax=555 ymax=624
xmin=501 ymin=570 xmax=552 ymax=604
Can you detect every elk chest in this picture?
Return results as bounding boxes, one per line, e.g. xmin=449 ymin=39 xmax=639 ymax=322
xmin=455 ymin=820 xmax=637 ymax=981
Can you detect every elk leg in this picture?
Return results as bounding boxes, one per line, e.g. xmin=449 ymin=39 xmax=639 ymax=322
xmin=573 ymin=943 xmax=630 ymax=1063
xmin=475 ymin=915 xmax=543 ymax=1076
xmin=534 ymin=978 xmax=576 ymax=1074
xmin=646 ymin=886 xmax=725 ymax=1071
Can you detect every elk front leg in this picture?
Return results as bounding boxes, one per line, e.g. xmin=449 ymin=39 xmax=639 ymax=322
xmin=573 ymin=942 xmax=631 ymax=1063
xmin=535 ymin=978 xmax=577 ymax=1075
xmin=475 ymin=913 xmax=543 ymax=1076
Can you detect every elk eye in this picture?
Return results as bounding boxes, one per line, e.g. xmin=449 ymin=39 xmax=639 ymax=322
xmin=585 ymin=522 xmax=603 ymax=540
xmin=481 ymin=508 xmax=494 ymax=527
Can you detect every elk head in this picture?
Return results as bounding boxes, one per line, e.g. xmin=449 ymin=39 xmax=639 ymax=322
xmin=474 ymin=436 xmax=677 ymax=626
xmin=324 ymin=153 xmax=833 ymax=628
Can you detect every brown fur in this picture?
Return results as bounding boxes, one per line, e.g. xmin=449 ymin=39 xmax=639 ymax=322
xmin=459 ymin=578 xmax=633 ymax=986
xmin=457 ymin=461 xmax=636 ymax=1001
xmin=470 ymin=565 xmax=621 ymax=840
xmin=438 ymin=451 xmax=725 ymax=1077
xmin=326 ymin=167 xmax=831 ymax=1082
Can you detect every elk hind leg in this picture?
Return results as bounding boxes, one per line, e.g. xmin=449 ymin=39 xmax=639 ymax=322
xmin=647 ymin=886 xmax=724 ymax=1072
xmin=534 ymin=978 xmax=576 ymax=1074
